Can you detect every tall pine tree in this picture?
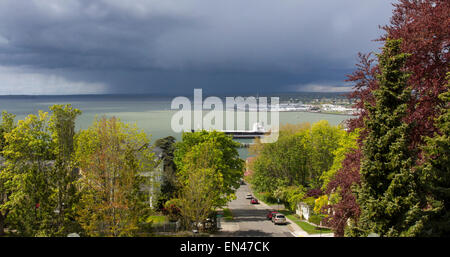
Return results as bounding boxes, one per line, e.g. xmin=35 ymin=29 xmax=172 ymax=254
xmin=356 ymin=39 xmax=422 ymax=236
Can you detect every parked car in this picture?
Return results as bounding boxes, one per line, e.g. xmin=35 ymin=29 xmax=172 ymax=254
xmin=251 ymin=198 xmax=259 ymax=204
xmin=240 ymin=180 xmax=246 ymax=185
xmin=273 ymin=214 xmax=287 ymax=225
xmin=245 ymin=194 xmax=253 ymax=199
xmin=266 ymin=211 xmax=279 ymax=220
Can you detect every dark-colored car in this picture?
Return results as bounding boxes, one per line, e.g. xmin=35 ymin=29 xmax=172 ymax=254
xmin=251 ymin=198 xmax=259 ymax=204
xmin=266 ymin=211 xmax=279 ymax=220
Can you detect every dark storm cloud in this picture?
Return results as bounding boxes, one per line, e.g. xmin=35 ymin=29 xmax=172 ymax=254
xmin=0 ymin=0 xmax=394 ymax=94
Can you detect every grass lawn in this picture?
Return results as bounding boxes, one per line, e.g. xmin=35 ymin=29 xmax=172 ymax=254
xmin=223 ymin=208 xmax=233 ymax=221
xmin=279 ymin=210 xmax=332 ymax=235
xmin=148 ymin=215 xmax=168 ymax=224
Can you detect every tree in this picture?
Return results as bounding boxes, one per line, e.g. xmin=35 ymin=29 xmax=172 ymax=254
xmin=320 ymin=128 xmax=359 ymax=190
xmin=309 ymin=120 xmax=343 ymax=188
xmin=325 ymin=150 xmax=362 ymax=237
xmin=381 ymin=0 xmax=449 ymax=146
xmin=417 ymin=73 xmax=450 ymax=236
xmin=0 ymin=111 xmax=15 ymax=153
xmin=0 ymin=105 xmax=82 ymax=236
xmin=356 ymin=39 xmax=423 ymax=236
xmin=154 ymin=136 xmax=178 ymax=208
xmin=329 ymin=0 xmax=449 ymax=236
xmin=0 ymin=111 xmax=16 ymax=236
xmin=1 ymin=111 xmax=54 ymax=236
xmin=174 ymin=131 xmax=244 ymax=207
xmin=75 ymin=117 xmax=155 ymax=236
xmin=273 ymin=185 xmax=306 ymax=211
xmin=318 ymin=128 xmax=359 ymax=235
xmin=348 ymin=0 xmax=449 ymax=142
xmin=177 ymin=142 xmax=224 ymax=231
xmin=179 ymin=168 xmax=217 ymax=232
xmin=250 ymin=122 xmax=350 ymax=199
xmin=251 ymin=128 xmax=312 ymax=194
xmin=48 ymin=104 xmax=82 ymax=234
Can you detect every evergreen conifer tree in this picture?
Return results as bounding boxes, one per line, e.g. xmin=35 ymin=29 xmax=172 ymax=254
xmin=357 ymin=39 xmax=422 ymax=236
xmin=418 ymin=73 xmax=450 ymax=236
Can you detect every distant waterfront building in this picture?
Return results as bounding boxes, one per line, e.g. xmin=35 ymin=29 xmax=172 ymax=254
xmin=321 ymin=104 xmax=356 ymax=114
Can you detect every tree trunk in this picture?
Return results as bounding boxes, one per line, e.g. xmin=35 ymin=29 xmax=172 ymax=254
xmin=0 ymin=213 xmax=5 ymax=236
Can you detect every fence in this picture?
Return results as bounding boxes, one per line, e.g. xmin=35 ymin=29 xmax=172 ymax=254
xmin=151 ymin=217 xmax=218 ymax=233
xmin=151 ymin=220 xmax=181 ymax=233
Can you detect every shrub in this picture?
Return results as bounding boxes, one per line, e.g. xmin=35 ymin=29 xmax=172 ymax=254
xmin=314 ymin=195 xmax=329 ymax=214
xmin=163 ymin=199 xmax=182 ymax=221
xmin=258 ymin=192 xmax=278 ymax=204
xmin=303 ymin=197 xmax=316 ymax=209
xmin=308 ymin=214 xmax=322 ymax=225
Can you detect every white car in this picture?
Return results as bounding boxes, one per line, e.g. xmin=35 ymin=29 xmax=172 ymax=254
xmin=273 ymin=214 xmax=287 ymax=225
xmin=245 ymin=194 xmax=253 ymax=199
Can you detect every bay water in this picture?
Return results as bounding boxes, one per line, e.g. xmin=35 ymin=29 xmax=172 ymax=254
xmin=0 ymin=95 xmax=352 ymax=159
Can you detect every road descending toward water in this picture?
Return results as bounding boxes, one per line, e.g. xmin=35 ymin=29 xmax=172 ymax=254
xmin=215 ymin=183 xmax=294 ymax=237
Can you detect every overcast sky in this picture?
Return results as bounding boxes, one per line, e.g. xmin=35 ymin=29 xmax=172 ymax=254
xmin=0 ymin=0 xmax=394 ymax=95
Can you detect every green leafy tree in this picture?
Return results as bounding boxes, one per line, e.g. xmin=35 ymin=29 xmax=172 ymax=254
xmin=0 ymin=111 xmax=15 ymax=152
xmin=0 ymin=111 xmax=16 ymax=236
xmin=309 ymin=120 xmax=344 ymax=188
xmin=1 ymin=111 xmax=54 ymax=236
xmin=178 ymin=165 xmax=220 ymax=231
xmin=251 ymin=150 xmax=285 ymax=195
xmin=75 ymin=117 xmax=155 ymax=236
xmin=48 ymin=104 xmax=82 ymax=234
xmin=273 ymin=185 xmax=306 ymax=211
xmin=174 ymin=131 xmax=244 ymax=207
xmin=0 ymin=105 xmax=82 ymax=236
xmin=178 ymin=141 xmax=233 ymax=230
xmin=251 ymin=122 xmax=351 ymax=200
xmin=356 ymin=39 xmax=422 ymax=236
xmin=320 ymin=129 xmax=360 ymax=190
xmin=154 ymin=136 xmax=178 ymax=207
xmin=250 ymin=125 xmax=312 ymax=195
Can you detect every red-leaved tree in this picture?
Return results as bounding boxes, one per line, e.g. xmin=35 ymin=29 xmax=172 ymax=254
xmin=326 ymin=0 xmax=449 ymax=236
xmin=325 ymin=150 xmax=362 ymax=237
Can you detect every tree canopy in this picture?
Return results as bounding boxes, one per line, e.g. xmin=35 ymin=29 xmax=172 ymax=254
xmin=250 ymin=121 xmax=357 ymax=212
xmin=355 ymin=39 xmax=423 ymax=237
xmin=174 ymin=131 xmax=244 ymax=207
xmin=75 ymin=116 xmax=155 ymax=237
xmin=0 ymin=105 xmax=82 ymax=236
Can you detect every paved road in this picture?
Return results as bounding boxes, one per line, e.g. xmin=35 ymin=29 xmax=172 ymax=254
xmin=216 ymin=183 xmax=293 ymax=237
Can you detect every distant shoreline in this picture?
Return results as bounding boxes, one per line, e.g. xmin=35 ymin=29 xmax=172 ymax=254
xmin=0 ymin=91 xmax=352 ymax=98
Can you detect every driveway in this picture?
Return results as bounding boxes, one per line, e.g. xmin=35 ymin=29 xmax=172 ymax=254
xmin=215 ymin=183 xmax=294 ymax=237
